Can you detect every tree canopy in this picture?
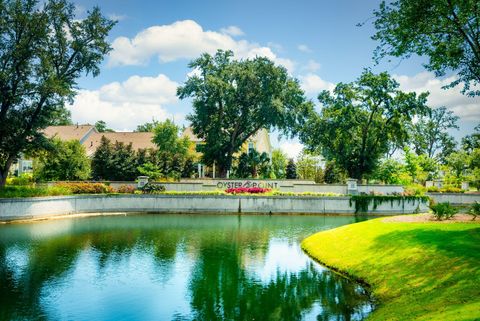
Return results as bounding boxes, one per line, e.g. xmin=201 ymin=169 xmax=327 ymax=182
xmin=409 ymin=106 xmax=459 ymax=160
xmin=300 ymin=70 xmax=428 ymax=180
xmin=372 ymin=0 xmax=480 ymax=96
xmin=0 ymin=0 xmax=115 ymax=187
xmin=35 ymin=138 xmax=90 ymax=181
xmin=178 ymin=50 xmax=313 ymax=176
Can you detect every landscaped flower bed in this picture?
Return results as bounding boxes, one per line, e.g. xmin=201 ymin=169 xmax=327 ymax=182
xmin=225 ymin=187 xmax=272 ymax=194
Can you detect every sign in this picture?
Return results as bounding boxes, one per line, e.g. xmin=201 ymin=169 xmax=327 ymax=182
xmin=215 ymin=180 xmax=279 ymax=189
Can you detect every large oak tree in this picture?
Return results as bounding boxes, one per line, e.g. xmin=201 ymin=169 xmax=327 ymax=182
xmin=0 ymin=0 xmax=115 ymax=187
xmin=178 ymin=50 xmax=313 ymax=176
xmin=372 ymin=0 xmax=480 ymax=96
xmin=300 ymin=70 xmax=429 ymax=180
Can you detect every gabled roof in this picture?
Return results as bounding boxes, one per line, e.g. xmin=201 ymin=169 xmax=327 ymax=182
xmin=182 ymin=127 xmax=202 ymax=142
xmin=83 ymin=132 xmax=156 ymax=156
xmin=42 ymin=124 xmax=95 ymax=142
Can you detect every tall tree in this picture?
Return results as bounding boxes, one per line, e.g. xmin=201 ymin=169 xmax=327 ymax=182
xmin=296 ymin=151 xmax=324 ymax=183
xmin=270 ymin=148 xmax=288 ymax=179
xmin=286 ymin=159 xmax=297 ymax=179
xmin=462 ymin=124 xmax=480 ymax=152
xmin=152 ymin=119 xmax=190 ymax=156
xmin=0 ymin=0 xmax=115 ymax=187
xmin=135 ymin=120 xmax=160 ymax=132
xmin=35 ymin=138 xmax=90 ymax=181
xmin=300 ymin=70 xmax=428 ymax=179
xmin=372 ymin=0 xmax=480 ymax=96
xmin=178 ymin=50 xmax=313 ymax=177
xmin=409 ymin=106 xmax=459 ymax=158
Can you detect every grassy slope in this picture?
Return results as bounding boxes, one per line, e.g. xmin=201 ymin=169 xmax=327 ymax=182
xmin=302 ymin=218 xmax=480 ymax=321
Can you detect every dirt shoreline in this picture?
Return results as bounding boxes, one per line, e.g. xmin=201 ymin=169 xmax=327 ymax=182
xmin=383 ymin=213 xmax=478 ymax=223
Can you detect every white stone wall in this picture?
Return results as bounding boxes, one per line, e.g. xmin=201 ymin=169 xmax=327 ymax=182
xmin=427 ymin=193 xmax=480 ymax=204
xmin=0 ymin=195 xmax=428 ymax=221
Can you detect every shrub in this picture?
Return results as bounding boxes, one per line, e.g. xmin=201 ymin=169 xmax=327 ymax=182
xmin=141 ymin=183 xmax=166 ymax=194
xmin=0 ymin=185 xmax=72 ymax=198
xmin=225 ymin=187 xmax=272 ymax=194
xmin=468 ymin=202 xmax=480 ymax=221
xmin=7 ymin=173 xmax=34 ymax=186
xmin=55 ymin=182 xmax=114 ymax=194
xmin=116 ymin=185 xmax=136 ymax=194
xmin=404 ymin=184 xmax=426 ymax=196
xmin=426 ymin=186 xmax=440 ymax=193
xmin=439 ymin=186 xmax=464 ymax=193
xmin=429 ymin=202 xmax=458 ymax=220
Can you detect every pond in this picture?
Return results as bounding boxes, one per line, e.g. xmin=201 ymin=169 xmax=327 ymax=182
xmin=0 ymin=214 xmax=374 ymax=320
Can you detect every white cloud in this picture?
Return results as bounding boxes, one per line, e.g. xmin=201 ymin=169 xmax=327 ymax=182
xmin=108 ymin=13 xmax=127 ymax=21
xmin=394 ymin=72 xmax=480 ymax=121
xmin=108 ymin=20 xmax=295 ymax=72
xmin=303 ymin=59 xmax=321 ymax=72
xmin=299 ymin=74 xmax=335 ymax=95
xmin=280 ymin=141 xmax=304 ymax=160
xmin=220 ymin=25 xmax=244 ymax=37
xmin=297 ymin=44 xmax=312 ymax=53
xmin=68 ymin=74 xmax=182 ymax=131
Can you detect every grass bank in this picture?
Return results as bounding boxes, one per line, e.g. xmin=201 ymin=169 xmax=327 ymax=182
xmin=302 ymin=217 xmax=480 ymax=320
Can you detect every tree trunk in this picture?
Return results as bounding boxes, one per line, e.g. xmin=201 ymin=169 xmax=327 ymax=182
xmin=0 ymin=156 xmax=15 ymax=188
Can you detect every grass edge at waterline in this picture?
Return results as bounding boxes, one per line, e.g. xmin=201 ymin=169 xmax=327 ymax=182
xmin=301 ymin=217 xmax=480 ymax=321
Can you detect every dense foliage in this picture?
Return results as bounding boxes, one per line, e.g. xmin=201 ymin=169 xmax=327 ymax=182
xmin=234 ymin=150 xmax=270 ymax=179
xmin=300 ymin=70 xmax=428 ymax=180
xmin=35 ymin=139 xmax=91 ymax=181
xmin=178 ymin=50 xmax=313 ymax=176
xmin=286 ymin=159 xmax=297 ymax=179
xmin=0 ymin=0 xmax=115 ymax=187
xmin=429 ymin=201 xmax=458 ymax=220
xmin=372 ymin=0 xmax=480 ymax=96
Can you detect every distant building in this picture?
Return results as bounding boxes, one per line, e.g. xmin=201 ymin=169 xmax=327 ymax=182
xmin=182 ymin=127 xmax=272 ymax=178
xmin=12 ymin=124 xmax=271 ymax=179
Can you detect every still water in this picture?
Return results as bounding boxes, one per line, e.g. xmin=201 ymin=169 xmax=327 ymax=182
xmin=0 ymin=214 xmax=373 ymax=321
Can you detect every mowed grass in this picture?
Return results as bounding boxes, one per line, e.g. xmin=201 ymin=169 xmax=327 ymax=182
xmin=302 ymin=217 xmax=480 ymax=321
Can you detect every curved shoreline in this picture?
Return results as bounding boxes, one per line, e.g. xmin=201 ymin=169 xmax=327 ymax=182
xmin=301 ymin=217 xmax=480 ymax=320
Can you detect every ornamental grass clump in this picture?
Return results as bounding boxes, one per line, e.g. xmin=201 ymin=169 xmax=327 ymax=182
xmin=468 ymin=202 xmax=480 ymax=221
xmin=429 ymin=202 xmax=458 ymax=220
xmin=225 ymin=187 xmax=271 ymax=194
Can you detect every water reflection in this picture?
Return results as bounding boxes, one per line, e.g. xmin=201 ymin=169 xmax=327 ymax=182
xmin=0 ymin=214 xmax=373 ymax=320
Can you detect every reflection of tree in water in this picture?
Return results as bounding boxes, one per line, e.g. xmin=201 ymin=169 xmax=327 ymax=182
xmin=183 ymin=236 xmax=371 ymax=321
xmin=0 ymin=215 xmax=372 ymax=321
xmin=0 ymin=227 xmax=183 ymax=321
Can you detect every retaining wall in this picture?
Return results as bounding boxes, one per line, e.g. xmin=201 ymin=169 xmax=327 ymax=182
xmin=47 ymin=180 xmax=405 ymax=194
xmin=427 ymin=193 xmax=480 ymax=205
xmin=0 ymin=195 xmax=428 ymax=221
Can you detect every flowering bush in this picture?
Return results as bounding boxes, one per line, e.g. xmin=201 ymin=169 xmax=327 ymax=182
xmin=116 ymin=185 xmax=136 ymax=194
xmin=54 ymin=182 xmax=114 ymax=194
xmin=225 ymin=187 xmax=272 ymax=194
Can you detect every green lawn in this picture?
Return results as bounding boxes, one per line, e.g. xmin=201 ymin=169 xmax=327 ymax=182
xmin=302 ymin=217 xmax=480 ymax=321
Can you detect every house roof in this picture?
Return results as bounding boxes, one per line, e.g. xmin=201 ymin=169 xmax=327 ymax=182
xmin=182 ymin=127 xmax=202 ymax=142
xmin=42 ymin=124 xmax=94 ymax=142
xmin=83 ymin=132 xmax=156 ymax=156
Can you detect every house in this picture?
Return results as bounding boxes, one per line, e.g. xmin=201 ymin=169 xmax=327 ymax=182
xmin=12 ymin=124 xmax=271 ymax=179
xmin=182 ymin=127 xmax=272 ymax=178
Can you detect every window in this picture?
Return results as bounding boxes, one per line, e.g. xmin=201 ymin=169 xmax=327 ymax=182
xmin=248 ymin=142 xmax=254 ymax=154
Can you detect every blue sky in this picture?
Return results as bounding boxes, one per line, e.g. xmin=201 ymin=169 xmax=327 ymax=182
xmin=69 ymin=0 xmax=479 ymax=158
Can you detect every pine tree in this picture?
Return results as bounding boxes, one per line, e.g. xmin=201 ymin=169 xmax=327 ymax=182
xmin=286 ymin=159 xmax=297 ymax=179
xmin=91 ymin=136 xmax=113 ymax=180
